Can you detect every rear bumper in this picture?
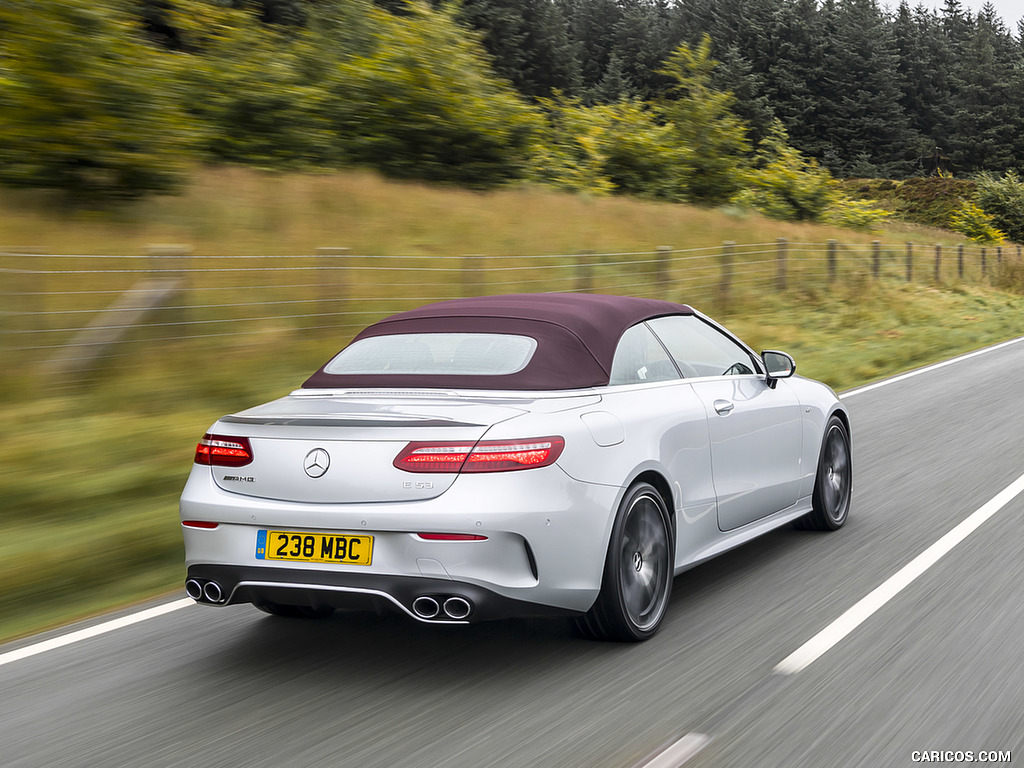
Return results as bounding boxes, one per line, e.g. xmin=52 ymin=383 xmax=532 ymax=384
xmin=180 ymin=463 xmax=624 ymax=616
xmin=186 ymin=564 xmax=574 ymax=623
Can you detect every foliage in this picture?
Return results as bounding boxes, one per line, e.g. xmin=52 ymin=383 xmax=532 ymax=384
xmin=658 ymin=36 xmax=749 ymax=204
xmin=732 ymin=121 xmax=836 ymax=221
xmin=972 ymin=171 xmax=1024 ymax=243
xmin=172 ymin=4 xmax=340 ymax=167
xmin=328 ymin=3 xmax=540 ymax=186
xmin=948 ymin=201 xmax=1006 ymax=244
xmin=523 ymin=95 xmax=616 ymax=195
xmin=839 ymin=177 xmax=978 ymax=229
xmin=0 ymin=0 xmax=194 ymax=200
xmin=820 ymin=196 xmax=890 ymax=232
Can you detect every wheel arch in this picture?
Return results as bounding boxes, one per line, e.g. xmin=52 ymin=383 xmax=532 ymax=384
xmin=631 ymin=469 xmax=676 ymax=528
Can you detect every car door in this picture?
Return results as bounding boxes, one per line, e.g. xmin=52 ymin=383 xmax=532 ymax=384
xmin=647 ymin=315 xmax=803 ymax=531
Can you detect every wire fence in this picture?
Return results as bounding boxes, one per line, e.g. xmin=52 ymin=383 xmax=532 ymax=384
xmin=2 ymin=239 xmax=1021 ymax=380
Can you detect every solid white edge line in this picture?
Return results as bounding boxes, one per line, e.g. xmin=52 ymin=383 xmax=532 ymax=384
xmin=841 ymin=335 xmax=1024 ymax=399
xmin=639 ymin=733 xmax=712 ymax=768
xmin=774 ymin=471 xmax=1024 ymax=676
xmin=0 ymin=598 xmax=194 ymax=668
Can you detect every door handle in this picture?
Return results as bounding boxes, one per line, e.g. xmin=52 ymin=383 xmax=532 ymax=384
xmin=714 ymin=399 xmax=735 ymax=415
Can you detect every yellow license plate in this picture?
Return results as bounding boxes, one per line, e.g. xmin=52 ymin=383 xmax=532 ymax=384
xmin=256 ymin=529 xmax=373 ymax=565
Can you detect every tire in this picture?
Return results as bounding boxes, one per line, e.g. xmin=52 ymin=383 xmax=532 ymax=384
xmin=575 ymin=482 xmax=674 ymax=642
xmin=798 ymin=415 xmax=852 ymax=531
xmin=255 ymin=602 xmax=334 ymax=619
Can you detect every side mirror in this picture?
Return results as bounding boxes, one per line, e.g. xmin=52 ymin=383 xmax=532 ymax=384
xmin=762 ymin=350 xmax=796 ymax=388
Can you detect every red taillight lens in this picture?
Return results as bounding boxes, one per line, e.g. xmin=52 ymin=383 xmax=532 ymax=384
xmin=194 ymin=434 xmax=253 ymax=467
xmin=462 ymin=438 xmax=565 ymax=472
xmin=393 ymin=442 xmax=475 ymax=473
xmin=394 ymin=437 xmax=564 ymax=474
xmin=182 ymin=520 xmax=220 ymax=529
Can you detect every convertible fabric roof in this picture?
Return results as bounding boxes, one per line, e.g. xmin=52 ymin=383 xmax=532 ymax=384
xmin=303 ymin=293 xmax=694 ymax=391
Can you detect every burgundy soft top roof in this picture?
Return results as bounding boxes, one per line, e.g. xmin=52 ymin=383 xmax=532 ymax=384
xmin=303 ymin=293 xmax=694 ymax=391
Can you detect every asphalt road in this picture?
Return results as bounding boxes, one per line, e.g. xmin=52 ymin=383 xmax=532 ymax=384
xmin=4 ymin=339 xmax=1024 ymax=768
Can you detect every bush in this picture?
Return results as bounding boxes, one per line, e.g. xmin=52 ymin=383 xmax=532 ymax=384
xmin=328 ymin=3 xmax=539 ymax=187
xmin=949 ymin=201 xmax=1006 ymax=244
xmin=0 ymin=0 xmax=194 ymax=200
xmin=733 ymin=121 xmax=835 ymax=221
xmin=972 ymin=171 xmax=1024 ymax=244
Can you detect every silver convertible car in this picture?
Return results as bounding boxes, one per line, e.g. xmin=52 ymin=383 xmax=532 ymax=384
xmin=180 ymin=293 xmax=851 ymax=641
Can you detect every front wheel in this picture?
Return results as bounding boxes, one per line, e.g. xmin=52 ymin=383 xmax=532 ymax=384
xmin=798 ymin=415 xmax=852 ymax=531
xmin=575 ymin=482 xmax=674 ymax=642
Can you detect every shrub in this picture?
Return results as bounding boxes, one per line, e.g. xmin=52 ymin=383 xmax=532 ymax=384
xmin=972 ymin=171 xmax=1024 ymax=244
xmin=328 ymin=3 xmax=539 ymax=187
xmin=0 ymin=0 xmax=194 ymax=200
xmin=949 ymin=202 xmax=1006 ymax=244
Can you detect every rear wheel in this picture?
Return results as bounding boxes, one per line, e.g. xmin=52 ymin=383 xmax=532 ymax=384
xmin=798 ymin=415 xmax=852 ymax=531
xmin=575 ymin=482 xmax=674 ymax=642
xmin=255 ymin=602 xmax=334 ymax=619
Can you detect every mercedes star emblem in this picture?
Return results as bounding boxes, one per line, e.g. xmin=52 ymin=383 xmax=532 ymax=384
xmin=303 ymin=448 xmax=330 ymax=478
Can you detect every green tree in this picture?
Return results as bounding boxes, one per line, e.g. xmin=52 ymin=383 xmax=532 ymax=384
xmin=0 ymin=0 xmax=194 ymax=199
xmin=328 ymin=3 xmax=540 ymax=186
xmin=659 ymin=36 xmax=749 ymax=204
xmin=456 ymin=0 xmax=580 ymax=99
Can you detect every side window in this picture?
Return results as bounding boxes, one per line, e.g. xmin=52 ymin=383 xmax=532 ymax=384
xmin=609 ymin=323 xmax=680 ymax=385
xmin=647 ymin=315 xmax=759 ymax=378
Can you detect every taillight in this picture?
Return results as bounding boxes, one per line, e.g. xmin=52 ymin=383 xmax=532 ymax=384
xmin=394 ymin=437 xmax=564 ymax=473
xmin=194 ymin=434 xmax=253 ymax=467
xmin=182 ymin=520 xmax=219 ymax=529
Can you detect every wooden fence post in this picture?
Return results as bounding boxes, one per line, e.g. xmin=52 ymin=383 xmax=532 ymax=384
xmin=718 ymin=242 xmax=734 ymax=311
xmin=872 ymin=240 xmax=881 ymax=279
xmin=827 ymin=240 xmax=837 ymax=283
xmin=934 ymin=244 xmax=942 ymax=283
xmin=145 ymin=244 xmax=192 ymax=326
xmin=905 ymin=242 xmax=913 ymax=282
xmin=776 ymin=238 xmax=788 ymax=291
xmin=575 ymin=250 xmax=594 ymax=292
xmin=981 ymin=247 xmax=987 ymax=278
xmin=462 ymin=254 xmax=484 ymax=296
xmin=958 ymin=244 xmax=965 ymax=279
xmin=655 ymin=246 xmax=671 ymax=297
xmin=316 ymin=247 xmax=350 ymax=316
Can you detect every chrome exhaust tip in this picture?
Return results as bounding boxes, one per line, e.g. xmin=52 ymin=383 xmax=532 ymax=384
xmin=443 ymin=597 xmax=472 ymax=620
xmin=202 ymin=581 xmax=224 ymax=604
xmin=412 ymin=596 xmax=440 ymax=619
xmin=185 ymin=579 xmax=203 ymax=601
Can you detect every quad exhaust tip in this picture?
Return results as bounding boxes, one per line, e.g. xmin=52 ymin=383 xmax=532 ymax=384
xmin=185 ymin=578 xmax=225 ymax=603
xmin=412 ymin=594 xmax=473 ymax=620
xmin=185 ymin=579 xmax=203 ymax=601
xmin=202 ymin=581 xmax=224 ymax=603
xmin=412 ymin=596 xmax=440 ymax=619
xmin=443 ymin=597 xmax=472 ymax=620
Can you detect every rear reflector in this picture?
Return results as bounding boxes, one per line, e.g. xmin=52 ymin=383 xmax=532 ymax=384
xmin=416 ymin=533 xmax=488 ymax=541
xmin=182 ymin=520 xmax=220 ymax=529
xmin=394 ymin=437 xmax=564 ymax=473
xmin=194 ymin=434 xmax=253 ymax=467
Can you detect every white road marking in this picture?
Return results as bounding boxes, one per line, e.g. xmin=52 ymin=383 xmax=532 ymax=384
xmin=0 ymin=598 xmax=193 ymax=668
xmin=774 ymin=471 xmax=1024 ymax=675
xmin=637 ymin=733 xmax=711 ymax=768
xmin=841 ymin=335 xmax=1024 ymax=399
